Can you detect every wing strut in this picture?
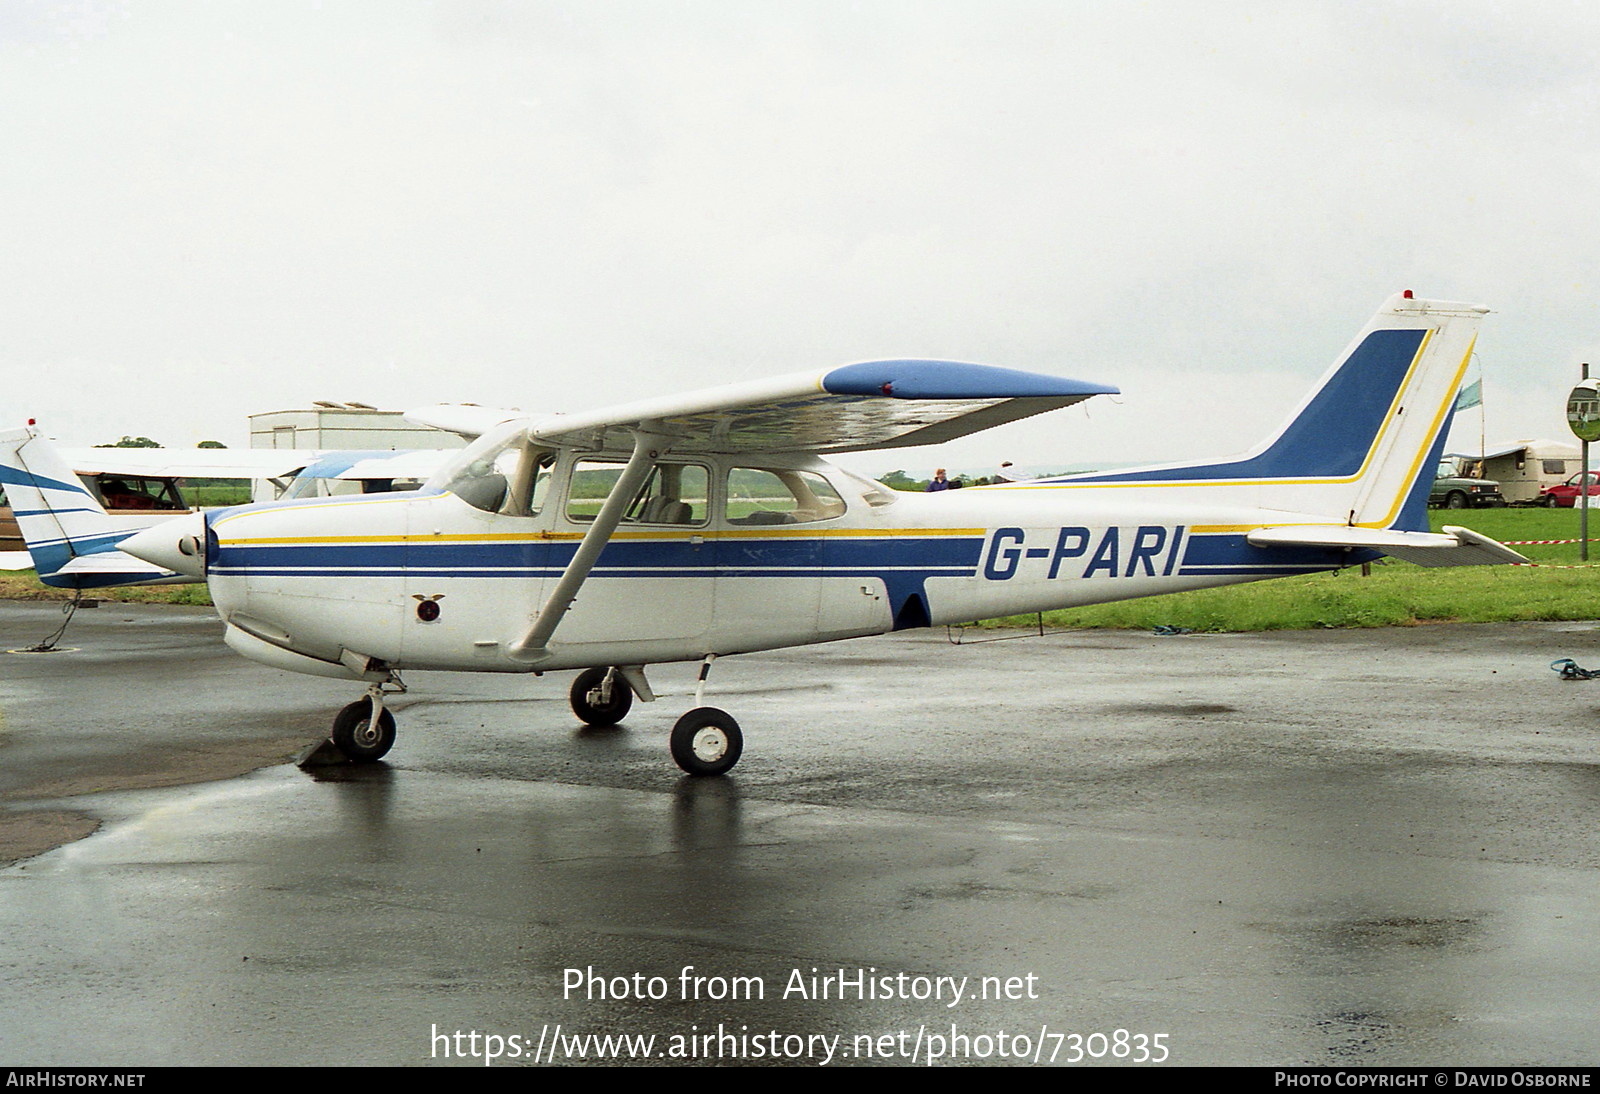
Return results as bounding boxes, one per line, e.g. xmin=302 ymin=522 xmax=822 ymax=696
xmin=507 ymin=428 xmax=671 ymax=662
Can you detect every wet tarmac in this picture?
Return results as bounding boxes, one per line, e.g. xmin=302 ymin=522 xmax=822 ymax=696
xmin=2 ymin=600 xmax=1599 ymax=1066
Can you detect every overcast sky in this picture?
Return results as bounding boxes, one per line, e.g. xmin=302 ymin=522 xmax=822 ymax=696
xmin=4 ymin=0 xmax=1596 ymax=475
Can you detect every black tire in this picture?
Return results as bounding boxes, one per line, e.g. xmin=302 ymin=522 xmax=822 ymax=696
xmin=331 ymin=698 xmax=396 ymax=762
xmin=1445 ymin=491 xmax=1467 ymax=509
xmin=1544 ymin=494 xmax=1561 ymax=508
xmin=570 ymin=667 xmax=632 ymax=725
xmin=670 ymin=707 xmax=743 ymax=776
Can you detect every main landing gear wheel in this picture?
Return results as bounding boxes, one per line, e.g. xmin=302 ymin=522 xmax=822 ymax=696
xmin=670 ymin=707 xmax=743 ymax=776
xmin=330 ymin=698 xmax=396 ymax=762
xmin=570 ymin=666 xmax=632 ymax=725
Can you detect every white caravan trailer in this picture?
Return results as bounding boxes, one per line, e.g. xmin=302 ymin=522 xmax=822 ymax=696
xmin=1452 ymin=440 xmax=1582 ymax=505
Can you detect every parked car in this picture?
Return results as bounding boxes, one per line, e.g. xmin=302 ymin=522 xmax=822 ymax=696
xmin=1538 ymin=471 xmax=1600 ymax=507
xmin=1429 ymin=462 xmax=1505 ymax=508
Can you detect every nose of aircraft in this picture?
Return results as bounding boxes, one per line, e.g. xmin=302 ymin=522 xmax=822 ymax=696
xmin=119 ymin=512 xmax=209 ymax=579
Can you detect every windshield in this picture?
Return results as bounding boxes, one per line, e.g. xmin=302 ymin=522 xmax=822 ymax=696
xmin=427 ymin=423 xmax=552 ymax=516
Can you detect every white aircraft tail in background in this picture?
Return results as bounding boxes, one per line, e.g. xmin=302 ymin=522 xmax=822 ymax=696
xmin=0 ymin=434 xmax=456 ymax=587
xmin=0 ymin=425 xmax=188 ymax=588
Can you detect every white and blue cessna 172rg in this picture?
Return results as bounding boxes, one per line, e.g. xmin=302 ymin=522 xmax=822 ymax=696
xmin=10 ymin=292 xmax=1527 ymax=775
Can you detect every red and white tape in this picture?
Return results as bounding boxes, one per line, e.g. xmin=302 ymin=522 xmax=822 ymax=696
xmin=1510 ymin=562 xmax=1600 ymax=568
xmin=1501 ymin=538 xmax=1600 ymax=545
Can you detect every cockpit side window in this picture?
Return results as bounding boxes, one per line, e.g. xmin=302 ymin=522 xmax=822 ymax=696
xmin=725 ymin=468 xmax=847 ymax=525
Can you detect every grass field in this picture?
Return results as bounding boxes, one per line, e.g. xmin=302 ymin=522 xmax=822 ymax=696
xmin=184 ymin=485 xmax=254 ymax=507
xmin=2 ymin=508 xmax=1596 ymax=630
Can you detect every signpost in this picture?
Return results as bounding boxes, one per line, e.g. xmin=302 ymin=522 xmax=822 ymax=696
xmin=1566 ymin=370 xmax=1598 ymax=561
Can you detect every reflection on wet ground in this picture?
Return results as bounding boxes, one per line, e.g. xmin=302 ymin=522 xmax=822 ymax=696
xmin=1 ymin=603 xmax=1598 ymax=1065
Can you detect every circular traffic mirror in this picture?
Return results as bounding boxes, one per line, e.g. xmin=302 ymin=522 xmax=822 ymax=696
xmin=1568 ymin=380 xmax=1600 ymax=443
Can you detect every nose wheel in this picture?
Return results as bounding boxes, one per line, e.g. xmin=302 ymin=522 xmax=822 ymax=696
xmin=670 ymin=707 xmax=743 ymax=776
xmin=330 ymin=697 xmax=396 ymax=762
xmin=326 ymin=678 xmax=404 ymax=763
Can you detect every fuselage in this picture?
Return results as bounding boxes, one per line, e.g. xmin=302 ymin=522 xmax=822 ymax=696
xmin=197 ymin=447 xmax=1356 ymax=679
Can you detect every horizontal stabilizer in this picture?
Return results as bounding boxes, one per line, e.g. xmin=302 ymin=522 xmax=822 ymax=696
xmin=56 ymin=448 xmax=319 ymax=479
xmin=0 ymin=549 xmax=177 ymax=577
xmin=52 ymin=552 xmax=177 ymax=577
xmin=1246 ymin=524 xmax=1528 ymax=567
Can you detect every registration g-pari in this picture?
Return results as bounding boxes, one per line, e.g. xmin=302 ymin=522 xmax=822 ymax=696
xmin=13 ymin=293 xmax=1527 ymax=775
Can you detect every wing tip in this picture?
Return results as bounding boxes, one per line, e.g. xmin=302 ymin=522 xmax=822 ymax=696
xmin=821 ymin=360 xmax=1118 ymax=400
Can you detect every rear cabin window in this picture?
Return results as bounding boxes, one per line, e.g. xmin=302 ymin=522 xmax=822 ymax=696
xmin=725 ymin=468 xmax=846 ymax=525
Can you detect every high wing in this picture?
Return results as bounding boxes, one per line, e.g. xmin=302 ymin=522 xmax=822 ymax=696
xmin=296 ymin=449 xmax=455 ymax=483
xmin=408 ymin=359 xmax=1118 ymax=454
xmin=404 ymin=404 xmax=527 ymax=441
xmin=55 ymin=447 xmax=321 ymax=479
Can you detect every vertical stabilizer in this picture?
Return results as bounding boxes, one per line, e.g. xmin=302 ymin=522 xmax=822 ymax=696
xmin=1053 ymin=293 xmax=1485 ymax=530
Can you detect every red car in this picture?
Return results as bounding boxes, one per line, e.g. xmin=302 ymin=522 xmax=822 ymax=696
xmin=1539 ymin=472 xmax=1600 ymax=507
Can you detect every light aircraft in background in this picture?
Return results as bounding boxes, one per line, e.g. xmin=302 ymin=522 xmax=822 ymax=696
xmin=0 ymin=441 xmax=449 ymax=587
xmin=9 ymin=293 xmax=1525 ymax=775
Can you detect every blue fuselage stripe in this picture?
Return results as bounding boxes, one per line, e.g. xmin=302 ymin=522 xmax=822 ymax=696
xmin=215 ymin=536 xmax=987 ymax=570
xmin=211 ymin=531 xmax=1355 ymax=584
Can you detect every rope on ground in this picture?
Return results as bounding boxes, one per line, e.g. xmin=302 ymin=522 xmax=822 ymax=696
xmin=945 ymin=613 xmax=1046 ymax=645
xmin=1550 ymin=658 xmax=1600 ymax=681
xmin=22 ymin=589 xmax=83 ymax=653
